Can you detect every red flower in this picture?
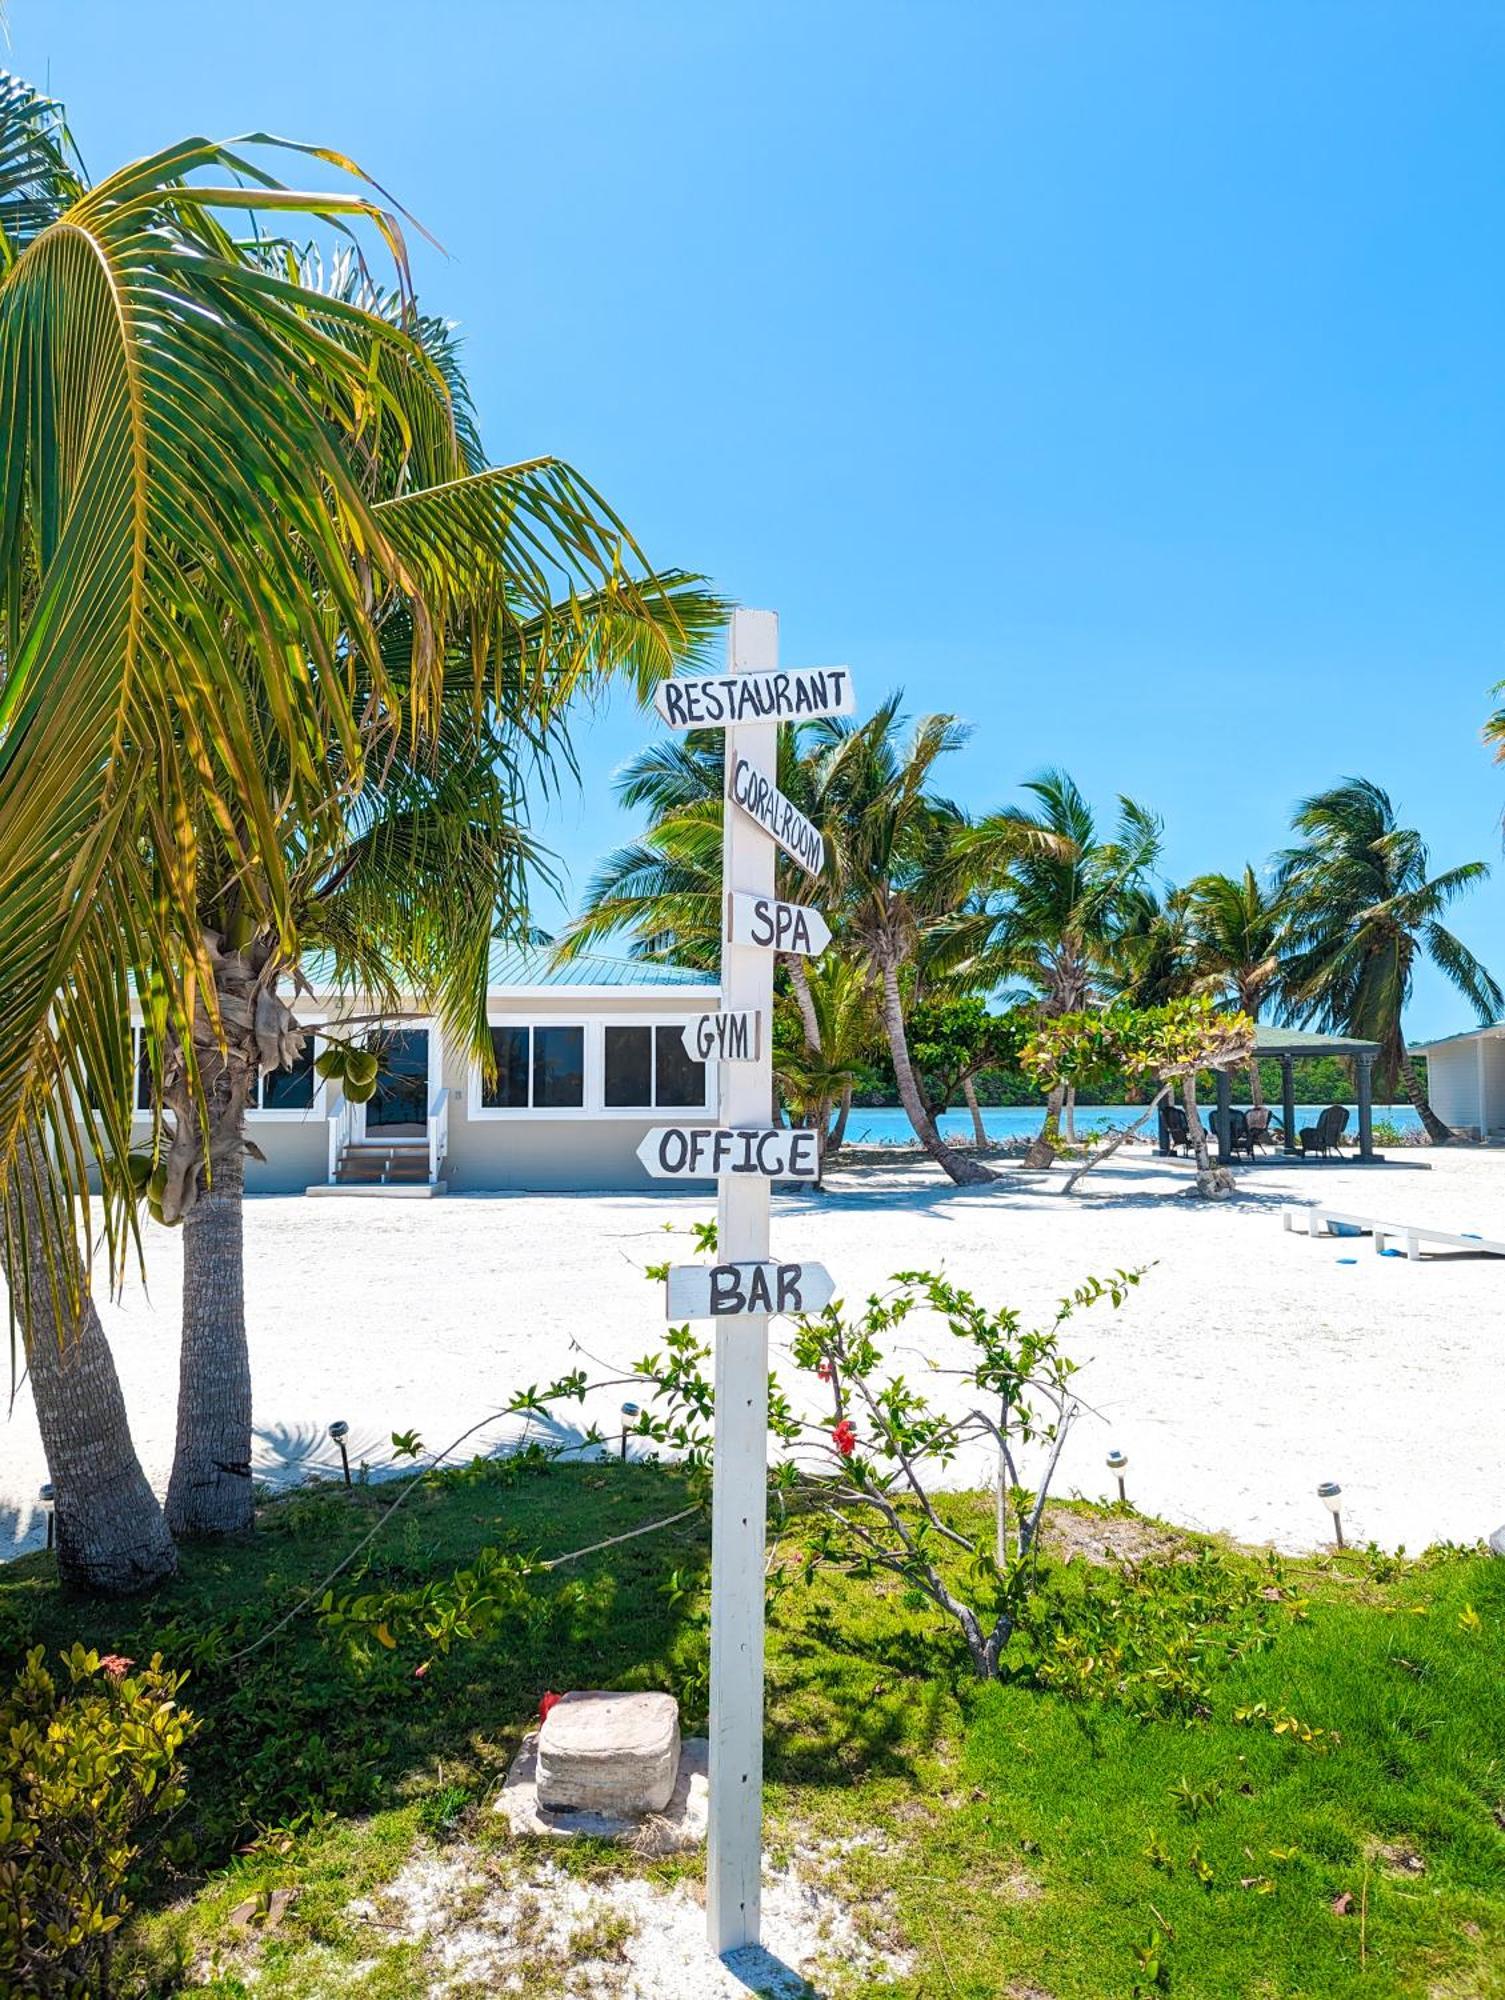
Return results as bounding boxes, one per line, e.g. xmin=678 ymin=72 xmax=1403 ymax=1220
xmin=832 ymin=1420 xmax=857 ymax=1459
xmin=98 ymin=1655 xmax=134 ymax=1682
xmin=413 ymin=1662 xmax=430 ymax=1680
xmin=816 ymin=1360 xmax=834 ymax=1383
xmin=539 ymin=1689 xmax=564 ymax=1724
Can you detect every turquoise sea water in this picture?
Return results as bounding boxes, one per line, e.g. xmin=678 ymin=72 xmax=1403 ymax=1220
xmin=842 ymin=1103 xmax=1425 ymax=1146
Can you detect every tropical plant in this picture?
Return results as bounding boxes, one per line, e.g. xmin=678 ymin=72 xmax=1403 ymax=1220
xmin=810 ymin=700 xmax=993 ymax=1183
xmin=0 ymin=74 xmax=715 ymax=1576
xmin=0 ymin=1645 xmax=196 ymax=1997
xmin=139 ymin=266 xmax=719 ymax=1539
xmin=1183 ymin=867 xmax=1285 ymax=1105
xmin=953 ymin=770 xmax=1163 ymax=1159
xmin=906 ymin=995 xmax=1030 ymax=1145
xmin=1275 ymin=780 xmax=1501 ymax=1143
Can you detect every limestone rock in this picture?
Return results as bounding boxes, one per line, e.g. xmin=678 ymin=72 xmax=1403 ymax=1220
xmin=535 ymin=1690 xmax=681 ymax=1815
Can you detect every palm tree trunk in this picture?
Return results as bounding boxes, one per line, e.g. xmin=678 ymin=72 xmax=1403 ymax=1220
xmin=5 ymin=1154 xmax=176 ymax=1595
xmin=1247 ymin=1058 xmax=1265 ymax=1110
xmin=166 ymin=1143 xmax=254 ymax=1536
xmin=1026 ymin=1082 xmax=1065 ymax=1169
xmin=1397 ymin=1045 xmax=1452 ymax=1145
xmin=784 ymin=954 xmax=822 ymax=1056
xmin=1063 ymin=1085 xmax=1077 ymax=1143
xmin=827 ymin=1079 xmax=853 ymax=1154
xmin=1182 ymin=1074 xmax=1234 ymax=1196
xmin=963 ymin=1074 xmax=987 ymax=1147
xmin=878 ymin=959 xmax=992 ymax=1185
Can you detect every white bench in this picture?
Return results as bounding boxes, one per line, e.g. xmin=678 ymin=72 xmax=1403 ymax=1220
xmin=1284 ymin=1204 xmax=1505 ymax=1262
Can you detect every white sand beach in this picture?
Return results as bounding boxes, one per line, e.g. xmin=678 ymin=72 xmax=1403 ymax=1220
xmin=4 ymin=1145 xmax=1503 ymax=1561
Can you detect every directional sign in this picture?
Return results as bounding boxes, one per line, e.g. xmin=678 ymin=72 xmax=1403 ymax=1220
xmin=726 ymin=890 xmax=831 ymax=959
xmin=666 ymin=1260 xmax=836 ymax=1320
xmin=636 ymin=1123 xmax=821 ymax=1181
xmin=727 ymin=754 xmax=824 ymax=878
xmin=682 ymin=1009 xmax=761 ymax=1065
xmin=652 ymin=664 xmax=855 ymax=731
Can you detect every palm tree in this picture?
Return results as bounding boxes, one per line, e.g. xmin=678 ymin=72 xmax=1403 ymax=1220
xmin=0 ymin=74 xmax=713 ymax=1577
xmin=1276 ymin=779 xmax=1502 ymax=1143
xmin=1184 ymin=867 xmax=1285 ymax=1106
xmin=955 ymin=771 xmax=1162 ymax=1157
xmin=812 ymin=700 xmax=992 ymax=1185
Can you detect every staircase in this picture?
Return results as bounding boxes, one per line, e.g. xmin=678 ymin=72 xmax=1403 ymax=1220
xmin=335 ymin=1140 xmax=432 ymax=1187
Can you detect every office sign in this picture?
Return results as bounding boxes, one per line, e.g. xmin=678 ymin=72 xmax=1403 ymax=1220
xmin=652 ymin=664 xmax=855 ymax=731
xmin=666 ymin=1260 xmax=836 ymax=1320
xmin=636 ymin=1124 xmax=821 ymax=1181
xmin=682 ymin=1009 xmax=761 ymax=1065
xmin=726 ymin=890 xmax=831 ymax=959
xmin=727 ymin=754 xmax=824 ymax=879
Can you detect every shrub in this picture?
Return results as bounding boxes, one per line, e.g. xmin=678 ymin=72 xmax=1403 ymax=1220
xmin=0 ymin=1646 xmax=196 ymax=1997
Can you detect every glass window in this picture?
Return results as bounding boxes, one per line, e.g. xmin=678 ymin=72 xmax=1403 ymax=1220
xmin=655 ymin=1027 xmax=706 ymax=1108
xmin=533 ymin=1026 xmax=584 ymax=1108
xmin=482 ymin=1026 xmax=531 ymax=1108
xmin=260 ymin=1041 xmax=316 ymax=1110
xmin=604 ymin=1025 xmax=653 ymax=1108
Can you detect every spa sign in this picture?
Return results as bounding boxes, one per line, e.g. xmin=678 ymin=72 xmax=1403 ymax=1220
xmin=725 ymin=890 xmax=831 ymax=959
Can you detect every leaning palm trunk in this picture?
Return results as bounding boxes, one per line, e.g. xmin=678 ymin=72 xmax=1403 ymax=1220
xmin=1025 ymin=1082 xmax=1066 ymax=1170
xmin=963 ymin=1075 xmax=988 ymax=1148
xmin=1396 ymin=1046 xmax=1452 ymax=1145
xmin=877 ymin=960 xmax=992 ymax=1185
xmin=5 ymin=1154 xmax=176 ymax=1594
xmin=1062 ymin=1085 xmax=1077 ymax=1144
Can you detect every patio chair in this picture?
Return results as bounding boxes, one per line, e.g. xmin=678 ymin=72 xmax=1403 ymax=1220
xmin=1225 ymin=1107 xmax=1254 ymax=1160
xmin=1245 ymin=1105 xmax=1282 ymax=1153
xmin=1298 ymin=1104 xmax=1350 ymax=1158
xmin=1165 ymin=1104 xmax=1191 ymax=1154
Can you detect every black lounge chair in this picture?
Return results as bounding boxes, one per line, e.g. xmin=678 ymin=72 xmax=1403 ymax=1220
xmin=1165 ymin=1104 xmax=1191 ymax=1154
xmin=1298 ymin=1104 xmax=1350 ymax=1158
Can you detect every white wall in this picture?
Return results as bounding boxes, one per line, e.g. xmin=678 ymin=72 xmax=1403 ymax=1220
xmin=1427 ymin=1043 xmax=1481 ymax=1134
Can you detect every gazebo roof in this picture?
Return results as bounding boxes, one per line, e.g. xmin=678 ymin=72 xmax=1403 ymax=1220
xmin=1249 ymin=1025 xmax=1380 ymax=1060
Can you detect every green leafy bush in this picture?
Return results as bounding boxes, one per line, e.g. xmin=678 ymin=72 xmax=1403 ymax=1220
xmin=1028 ymin=1547 xmax=1297 ymax=1719
xmin=0 ymin=1645 xmax=196 ymax=1997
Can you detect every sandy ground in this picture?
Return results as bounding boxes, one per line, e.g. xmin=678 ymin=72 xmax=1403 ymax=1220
xmin=4 ymin=1143 xmax=1504 ymax=1560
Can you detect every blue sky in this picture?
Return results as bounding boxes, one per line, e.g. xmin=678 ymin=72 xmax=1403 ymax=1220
xmin=13 ymin=2 xmax=1505 ymax=1036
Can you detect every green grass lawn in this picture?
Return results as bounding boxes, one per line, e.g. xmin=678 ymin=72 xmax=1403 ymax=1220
xmin=4 ymin=1459 xmax=1504 ymax=1998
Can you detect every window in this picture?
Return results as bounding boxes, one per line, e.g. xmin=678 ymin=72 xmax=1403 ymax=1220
xmin=481 ymin=1024 xmax=585 ymax=1110
xmin=259 ymin=1041 xmax=316 ymax=1111
xmin=604 ymin=1024 xmax=706 ymax=1110
xmin=125 ymin=1026 xmax=321 ymax=1116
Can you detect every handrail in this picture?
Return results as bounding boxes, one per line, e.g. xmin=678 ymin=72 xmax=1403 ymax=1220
xmin=326 ymin=1093 xmax=356 ymax=1184
xmin=427 ymin=1085 xmax=449 ymax=1185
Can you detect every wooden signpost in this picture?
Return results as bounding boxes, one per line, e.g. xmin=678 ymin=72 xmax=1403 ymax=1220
xmin=665 ymin=1259 xmax=836 ymax=1320
xmin=648 ymin=611 xmax=850 ymax=1959
xmin=725 ymin=889 xmax=832 ymax=959
xmin=682 ymin=1009 xmax=760 ymax=1065
xmin=636 ymin=1123 xmax=821 ymax=1181
xmin=726 ymin=753 xmax=825 ymax=878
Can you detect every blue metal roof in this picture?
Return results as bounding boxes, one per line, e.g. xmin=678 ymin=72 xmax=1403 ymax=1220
xmin=487 ymin=944 xmax=714 ymax=990
xmin=297 ymin=944 xmax=715 ymax=994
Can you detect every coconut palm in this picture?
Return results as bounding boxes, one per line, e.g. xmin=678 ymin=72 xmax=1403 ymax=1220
xmin=954 ymin=771 xmax=1162 ymax=1156
xmin=0 ymin=73 xmax=714 ymax=1580
xmin=811 ymin=700 xmax=991 ymax=1184
xmin=1183 ymin=867 xmax=1285 ymax=1105
xmin=1275 ymin=779 xmax=1502 ymax=1143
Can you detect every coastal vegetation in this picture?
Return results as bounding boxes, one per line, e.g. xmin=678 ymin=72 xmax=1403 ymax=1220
xmin=2 ymin=1459 xmax=1500 ymax=1996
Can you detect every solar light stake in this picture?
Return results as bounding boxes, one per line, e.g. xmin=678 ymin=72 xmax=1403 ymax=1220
xmin=329 ymin=1419 xmax=351 ymax=1488
xmin=1318 ymin=1480 xmax=1344 ymax=1549
xmin=620 ymin=1402 xmax=640 ymax=1462
xmin=1107 ymin=1448 xmax=1129 ymax=1505
xmin=39 ymin=1482 xmax=54 ymax=1552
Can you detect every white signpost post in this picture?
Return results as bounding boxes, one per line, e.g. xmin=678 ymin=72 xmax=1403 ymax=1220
xmin=652 ymin=611 xmax=852 ymax=1958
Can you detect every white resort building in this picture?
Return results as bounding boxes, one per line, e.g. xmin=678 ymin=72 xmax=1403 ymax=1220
xmin=1411 ymin=1022 xmax=1505 ymax=1141
xmin=128 ymin=947 xmax=721 ymax=1195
